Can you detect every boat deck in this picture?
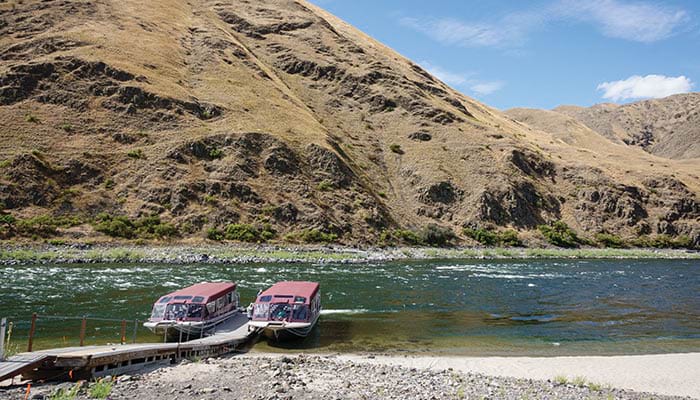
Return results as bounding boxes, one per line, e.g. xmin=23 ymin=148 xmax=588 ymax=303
xmin=0 ymin=312 xmax=259 ymax=383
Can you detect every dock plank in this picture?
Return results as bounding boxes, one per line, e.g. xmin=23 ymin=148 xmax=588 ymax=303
xmin=0 ymin=354 xmax=51 ymax=382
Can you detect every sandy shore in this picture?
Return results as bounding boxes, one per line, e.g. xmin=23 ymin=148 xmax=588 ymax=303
xmin=337 ymin=352 xmax=700 ymax=399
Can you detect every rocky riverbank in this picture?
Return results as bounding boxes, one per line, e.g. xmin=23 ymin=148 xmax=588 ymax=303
xmin=1 ymin=243 xmax=698 ymax=265
xmin=1 ymin=353 xmax=694 ymax=400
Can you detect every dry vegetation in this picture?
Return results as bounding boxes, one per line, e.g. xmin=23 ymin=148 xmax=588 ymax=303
xmin=0 ymin=0 xmax=698 ymax=248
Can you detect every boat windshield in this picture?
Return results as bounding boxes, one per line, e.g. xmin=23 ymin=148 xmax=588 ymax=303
xmin=164 ymin=303 xmax=188 ymax=320
xmin=187 ymin=304 xmax=204 ymax=319
xmin=270 ymin=303 xmax=292 ymax=321
xmin=151 ymin=304 xmax=166 ymax=319
xmin=253 ymin=303 xmax=269 ymax=320
xmin=292 ymin=304 xmax=309 ymax=321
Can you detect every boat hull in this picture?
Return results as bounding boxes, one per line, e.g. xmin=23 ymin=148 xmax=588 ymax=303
xmin=250 ymin=313 xmax=320 ymax=341
xmin=144 ymin=309 xmax=240 ymax=338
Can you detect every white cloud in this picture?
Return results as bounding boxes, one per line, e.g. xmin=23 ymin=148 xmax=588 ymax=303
xmin=556 ymin=0 xmax=689 ymax=42
xmin=419 ymin=61 xmax=504 ymax=96
xmin=597 ymin=75 xmax=693 ymax=101
xmin=401 ymin=0 xmax=689 ymax=48
xmin=471 ymin=81 xmax=506 ymax=95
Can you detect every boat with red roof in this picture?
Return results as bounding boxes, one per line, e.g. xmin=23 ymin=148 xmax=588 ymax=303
xmin=248 ymin=281 xmax=321 ymax=340
xmin=144 ymin=282 xmax=240 ymax=337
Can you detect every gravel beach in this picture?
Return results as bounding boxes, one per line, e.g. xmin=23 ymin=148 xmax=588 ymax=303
xmin=1 ymin=353 xmax=695 ymax=400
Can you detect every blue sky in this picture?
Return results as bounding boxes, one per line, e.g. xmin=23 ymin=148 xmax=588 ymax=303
xmin=308 ymin=0 xmax=699 ymax=110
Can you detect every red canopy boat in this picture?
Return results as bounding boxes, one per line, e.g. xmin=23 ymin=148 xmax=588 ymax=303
xmin=248 ymin=281 xmax=321 ymax=340
xmin=144 ymin=282 xmax=240 ymax=337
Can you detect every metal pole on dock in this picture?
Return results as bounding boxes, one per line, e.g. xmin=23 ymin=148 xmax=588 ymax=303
xmin=0 ymin=318 xmax=6 ymax=361
xmin=27 ymin=313 xmax=37 ymax=352
xmin=79 ymin=317 xmax=87 ymax=347
xmin=132 ymin=319 xmax=138 ymax=344
xmin=120 ymin=320 xmax=127 ymax=345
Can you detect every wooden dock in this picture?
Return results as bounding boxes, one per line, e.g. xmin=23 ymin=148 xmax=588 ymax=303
xmin=0 ymin=313 xmax=259 ymax=383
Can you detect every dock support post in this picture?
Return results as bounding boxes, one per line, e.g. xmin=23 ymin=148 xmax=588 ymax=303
xmin=178 ymin=328 xmax=183 ymax=344
xmin=27 ymin=313 xmax=37 ymax=352
xmin=79 ymin=317 xmax=87 ymax=347
xmin=163 ymin=326 xmax=168 ymax=343
xmin=120 ymin=320 xmax=127 ymax=345
xmin=132 ymin=319 xmax=138 ymax=344
xmin=0 ymin=318 xmax=6 ymax=361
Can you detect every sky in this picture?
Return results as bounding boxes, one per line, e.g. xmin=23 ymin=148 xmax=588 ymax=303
xmin=308 ymin=0 xmax=700 ymax=110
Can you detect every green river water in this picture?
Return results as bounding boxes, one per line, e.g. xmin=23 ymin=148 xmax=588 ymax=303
xmin=0 ymin=258 xmax=698 ymax=356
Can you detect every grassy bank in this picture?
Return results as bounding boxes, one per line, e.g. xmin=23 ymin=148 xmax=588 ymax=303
xmin=0 ymin=243 xmax=698 ymax=265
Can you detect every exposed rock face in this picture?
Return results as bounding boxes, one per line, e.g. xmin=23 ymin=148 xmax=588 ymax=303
xmin=0 ymin=0 xmax=697 ymax=246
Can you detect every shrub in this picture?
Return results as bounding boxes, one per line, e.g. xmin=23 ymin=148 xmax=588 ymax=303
xmin=377 ymin=191 xmax=387 ymax=198
xmin=631 ymin=234 xmax=694 ymax=249
xmin=317 ymin=181 xmax=334 ymax=192
xmin=595 ymin=233 xmax=626 ymax=248
xmin=206 ymin=227 xmax=223 ymax=241
xmin=418 ymin=224 xmax=456 ymax=247
xmin=60 ymin=124 xmax=73 ymax=132
xmin=379 ymin=229 xmax=422 ymax=246
xmin=0 ymin=214 xmax=16 ymax=225
xmin=94 ymin=215 xmax=135 ymax=238
xmin=463 ymin=228 xmax=522 ymax=247
xmin=0 ymin=159 xmax=10 ymax=168
xmin=15 ymin=215 xmax=82 ymax=238
xmin=103 ymin=178 xmax=115 ymax=189
xmin=209 ymin=148 xmax=223 ymax=159
xmin=463 ymin=228 xmax=498 ymax=246
xmin=94 ymin=214 xmax=178 ymax=239
xmin=499 ymin=229 xmax=522 ymax=247
xmin=127 ymin=149 xmax=144 ymax=159
xmin=538 ymin=221 xmax=580 ymax=248
xmin=389 ymin=144 xmax=404 ymax=154
xmin=25 ymin=113 xmax=39 ymax=123
xmin=224 ymin=224 xmax=260 ymax=242
xmin=298 ymin=229 xmax=338 ymax=243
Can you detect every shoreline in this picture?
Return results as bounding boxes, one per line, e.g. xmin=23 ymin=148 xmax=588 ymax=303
xmin=1 ymin=242 xmax=698 ymax=265
xmin=2 ymin=352 xmax=697 ymax=399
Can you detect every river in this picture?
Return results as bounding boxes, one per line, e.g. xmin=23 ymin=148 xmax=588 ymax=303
xmin=1 ymin=258 xmax=698 ymax=356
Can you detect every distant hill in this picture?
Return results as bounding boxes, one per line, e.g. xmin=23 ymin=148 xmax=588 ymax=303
xmin=554 ymin=93 xmax=700 ymax=160
xmin=0 ymin=0 xmax=698 ymax=247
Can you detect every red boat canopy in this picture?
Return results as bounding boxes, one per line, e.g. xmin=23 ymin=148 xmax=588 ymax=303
xmin=158 ymin=282 xmax=236 ymax=304
xmin=258 ymin=281 xmax=319 ymax=305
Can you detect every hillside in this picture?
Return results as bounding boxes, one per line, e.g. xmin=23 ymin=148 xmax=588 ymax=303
xmin=554 ymin=93 xmax=700 ymax=160
xmin=0 ymin=0 xmax=698 ymax=247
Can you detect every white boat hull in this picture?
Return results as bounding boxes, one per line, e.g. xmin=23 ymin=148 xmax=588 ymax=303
xmin=144 ymin=309 xmax=240 ymax=337
xmin=249 ymin=313 xmax=320 ymax=340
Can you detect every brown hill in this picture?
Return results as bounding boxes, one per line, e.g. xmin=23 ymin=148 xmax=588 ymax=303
xmin=554 ymin=93 xmax=700 ymax=160
xmin=1 ymin=0 xmax=698 ymax=247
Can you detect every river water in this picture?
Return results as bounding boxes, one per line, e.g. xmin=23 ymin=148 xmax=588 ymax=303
xmin=1 ymin=259 xmax=698 ymax=356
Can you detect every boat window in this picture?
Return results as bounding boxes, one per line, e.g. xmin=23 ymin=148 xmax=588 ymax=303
xmin=192 ymin=296 xmax=204 ymax=303
xmin=187 ymin=304 xmax=204 ymax=319
xmin=259 ymin=295 xmax=272 ymax=302
xmin=292 ymin=304 xmax=308 ymax=321
xmin=216 ymin=296 xmax=225 ymax=309
xmin=151 ymin=304 xmax=166 ymax=319
xmin=253 ymin=303 xmax=269 ymax=319
xmin=294 ymin=296 xmax=306 ymax=303
xmin=158 ymin=296 xmax=171 ymax=304
xmin=165 ymin=303 xmax=188 ymax=320
xmin=270 ymin=304 xmax=292 ymax=321
xmin=173 ymin=295 xmax=192 ymax=300
xmin=206 ymin=302 xmax=216 ymax=314
xmin=274 ymin=295 xmax=293 ymax=298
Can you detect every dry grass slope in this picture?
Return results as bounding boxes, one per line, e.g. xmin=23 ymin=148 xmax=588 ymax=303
xmin=0 ymin=0 xmax=698 ymax=247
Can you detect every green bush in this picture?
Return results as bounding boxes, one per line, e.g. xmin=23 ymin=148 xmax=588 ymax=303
xmin=206 ymin=227 xmax=223 ymax=241
xmin=298 ymin=229 xmax=338 ymax=243
xmin=25 ymin=113 xmax=39 ymax=123
xmin=389 ymin=144 xmax=404 ymax=154
xmin=0 ymin=214 xmax=16 ymax=225
xmin=317 ymin=181 xmax=334 ymax=192
xmin=595 ymin=233 xmax=626 ymax=248
xmin=224 ymin=224 xmax=260 ymax=242
xmin=631 ymin=234 xmax=695 ymax=249
xmin=538 ymin=221 xmax=580 ymax=248
xmin=209 ymin=148 xmax=223 ymax=159
xmin=418 ymin=224 xmax=456 ymax=247
xmin=379 ymin=229 xmax=422 ymax=246
xmin=94 ymin=214 xmax=178 ymax=239
xmin=463 ymin=228 xmax=522 ymax=247
xmin=0 ymin=159 xmax=10 ymax=169
xmin=463 ymin=228 xmax=498 ymax=246
xmin=127 ymin=149 xmax=144 ymax=159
